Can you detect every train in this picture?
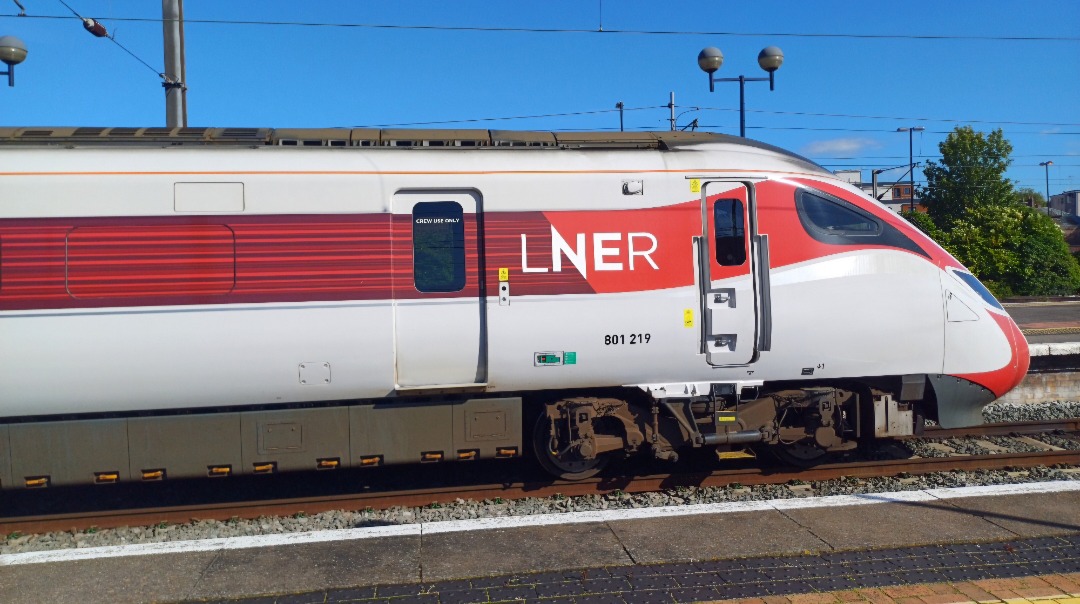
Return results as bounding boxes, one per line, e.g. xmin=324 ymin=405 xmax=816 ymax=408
xmin=0 ymin=126 xmax=1029 ymax=488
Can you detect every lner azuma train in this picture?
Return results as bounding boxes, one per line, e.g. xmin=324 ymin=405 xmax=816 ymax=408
xmin=0 ymin=126 xmax=1028 ymax=488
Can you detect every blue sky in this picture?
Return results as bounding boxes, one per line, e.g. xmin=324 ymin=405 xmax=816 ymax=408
xmin=2 ymin=1 xmax=1078 ymax=195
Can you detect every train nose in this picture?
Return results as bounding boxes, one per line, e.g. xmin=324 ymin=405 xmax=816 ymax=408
xmin=973 ymin=306 xmax=1030 ymax=398
xmin=936 ymin=276 xmax=1029 ymax=427
xmin=1002 ymin=313 xmax=1030 ymax=392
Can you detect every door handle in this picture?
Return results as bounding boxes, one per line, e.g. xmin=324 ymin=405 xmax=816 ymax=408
xmin=712 ymin=288 xmax=736 ymax=308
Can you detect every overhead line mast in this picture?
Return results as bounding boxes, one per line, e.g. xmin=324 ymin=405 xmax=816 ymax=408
xmin=162 ymin=0 xmax=187 ymax=128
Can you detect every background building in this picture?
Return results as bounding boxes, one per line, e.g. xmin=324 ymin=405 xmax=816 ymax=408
xmin=1049 ymin=190 xmax=1079 ymax=218
xmin=833 ymin=169 xmax=912 ymax=214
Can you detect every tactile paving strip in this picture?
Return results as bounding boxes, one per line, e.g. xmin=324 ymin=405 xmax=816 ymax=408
xmin=1022 ymin=327 xmax=1080 ymax=336
xmin=186 ymin=534 xmax=1080 ymax=604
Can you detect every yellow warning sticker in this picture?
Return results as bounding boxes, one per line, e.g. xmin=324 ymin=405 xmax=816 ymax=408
xmin=690 ymin=179 xmax=701 ymax=193
xmin=683 ymin=309 xmax=694 ymax=328
xmin=498 ymin=268 xmax=509 ymax=281
xmin=717 ymin=450 xmax=756 ymax=460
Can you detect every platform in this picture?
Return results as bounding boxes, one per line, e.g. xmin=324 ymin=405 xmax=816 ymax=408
xmin=2 ymin=482 xmax=1079 ymax=603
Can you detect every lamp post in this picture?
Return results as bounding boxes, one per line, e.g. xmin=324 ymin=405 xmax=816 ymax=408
xmin=897 ymin=127 xmax=925 ymax=213
xmin=697 ymin=46 xmax=784 ymax=137
xmin=1039 ymin=161 xmax=1053 ymax=208
xmin=0 ymin=35 xmax=28 ymax=87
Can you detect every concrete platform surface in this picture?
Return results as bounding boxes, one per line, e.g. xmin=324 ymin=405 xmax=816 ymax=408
xmin=1 ymin=483 xmax=1079 ymax=604
xmin=1008 ymin=301 xmax=1080 ymax=344
xmin=1006 ymin=302 xmax=1080 ymax=331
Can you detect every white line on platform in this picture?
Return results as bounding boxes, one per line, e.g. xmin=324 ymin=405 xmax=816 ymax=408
xmin=2 ymin=479 xmax=1078 ymax=567
xmin=1029 ymin=342 xmax=1080 ymax=356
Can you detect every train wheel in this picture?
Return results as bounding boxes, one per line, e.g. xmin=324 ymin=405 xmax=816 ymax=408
xmin=531 ymin=413 xmax=609 ymax=481
xmin=768 ymin=441 xmax=831 ymax=468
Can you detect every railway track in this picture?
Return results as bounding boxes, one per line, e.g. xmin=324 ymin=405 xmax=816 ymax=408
xmin=2 ymin=419 xmax=1079 ymax=538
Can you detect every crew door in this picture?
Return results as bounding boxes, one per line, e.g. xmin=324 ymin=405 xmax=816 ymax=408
xmin=392 ymin=190 xmax=487 ymax=389
xmin=698 ymin=181 xmax=771 ymax=366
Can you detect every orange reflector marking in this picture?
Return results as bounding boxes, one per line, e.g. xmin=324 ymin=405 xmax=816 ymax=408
xmin=208 ymin=465 xmax=232 ymax=477
xmin=142 ymin=469 xmax=165 ymax=480
xmin=421 ymin=451 xmax=444 ymax=462
xmin=496 ymin=447 xmax=519 ymax=458
xmin=24 ymin=476 xmax=49 ymax=488
xmin=94 ymin=472 xmax=120 ymax=484
xmin=252 ymin=463 xmax=276 ymax=474
xmin=316 ymin=458 xmax=340 ymax=470
xmin=457 ymin=450 xmax=478 ymax=460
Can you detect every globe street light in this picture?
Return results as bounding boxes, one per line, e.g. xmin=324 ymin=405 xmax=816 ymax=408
xmin=1039 ymin=161 xmax=1053 ymax=208
xmin=698 ymin=46 xmax=784 ymax=137
xmin=0 ymin=35 xmax=28 ymax=87
xmin=897 ymin=127 xmax=925 ymax=213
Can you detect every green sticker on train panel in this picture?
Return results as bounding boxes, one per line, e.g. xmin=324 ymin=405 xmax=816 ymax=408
xmin=534 ymin=351 xmax=576 ymax=366
xmin=534 ymin=352 xmax=563 ymax=366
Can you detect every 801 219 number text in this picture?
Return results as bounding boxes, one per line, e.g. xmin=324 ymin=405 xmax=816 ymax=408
xmin=604 ymin=333 xmax=651 ymax=345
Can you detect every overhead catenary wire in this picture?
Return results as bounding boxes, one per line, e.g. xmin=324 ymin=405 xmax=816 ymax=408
xmin=366 ymin=103 xmax=1080 ymax=131
xmin=695 ymin=106 xmax=1080 ymax=128
xmin=4 ymin=12 xmax=1079 ymax=43
xmin=355 ymin=114 xmax=1080 ymax=132
xmin=355 ymin=105 xmax=665 ymax=128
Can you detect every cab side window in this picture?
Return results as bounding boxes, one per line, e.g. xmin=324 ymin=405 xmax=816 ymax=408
xmin=412 ymin=201 xmax=466 ymax=293
xmin=793 ymin=187 xmax=929 ymax=258
xmin=796 ymin=189 xmax=881 ymax=236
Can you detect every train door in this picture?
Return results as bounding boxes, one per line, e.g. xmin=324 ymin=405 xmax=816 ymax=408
xmin=392 ymin=190 xmax=487 ymax=389
xmin=698 ymin=181 xmax=771 ymax=366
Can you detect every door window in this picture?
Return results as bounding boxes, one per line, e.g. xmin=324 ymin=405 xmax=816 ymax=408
xmin=412 ymin=201 xmax=466 ymax=293
xmin=714 ymin=198 xmax=747 ymax=266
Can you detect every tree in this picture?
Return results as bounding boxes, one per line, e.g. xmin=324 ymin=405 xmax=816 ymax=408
xmin=921 ymin=127 xmax=1015 ymax=225
xmin=906 ymin=126 xmax=1080 ymax=297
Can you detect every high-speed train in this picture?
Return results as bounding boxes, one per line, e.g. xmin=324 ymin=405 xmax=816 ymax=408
xmin=0 ymin=126 xmax=1028 ymax=487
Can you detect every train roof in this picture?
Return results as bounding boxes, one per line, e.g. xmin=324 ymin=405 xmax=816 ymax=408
xmin=0 ymin=126 xmax=827 ymax=173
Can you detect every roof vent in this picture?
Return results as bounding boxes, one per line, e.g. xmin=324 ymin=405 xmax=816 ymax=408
xmin=177 ymin=128 xmax=208 ymax=138
xmin=220 ymin=128 xmax=264 ymax=139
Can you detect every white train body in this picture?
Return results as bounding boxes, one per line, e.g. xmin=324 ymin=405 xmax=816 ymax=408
xmin=0 ymin=128 xmax=1028 ymax=487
